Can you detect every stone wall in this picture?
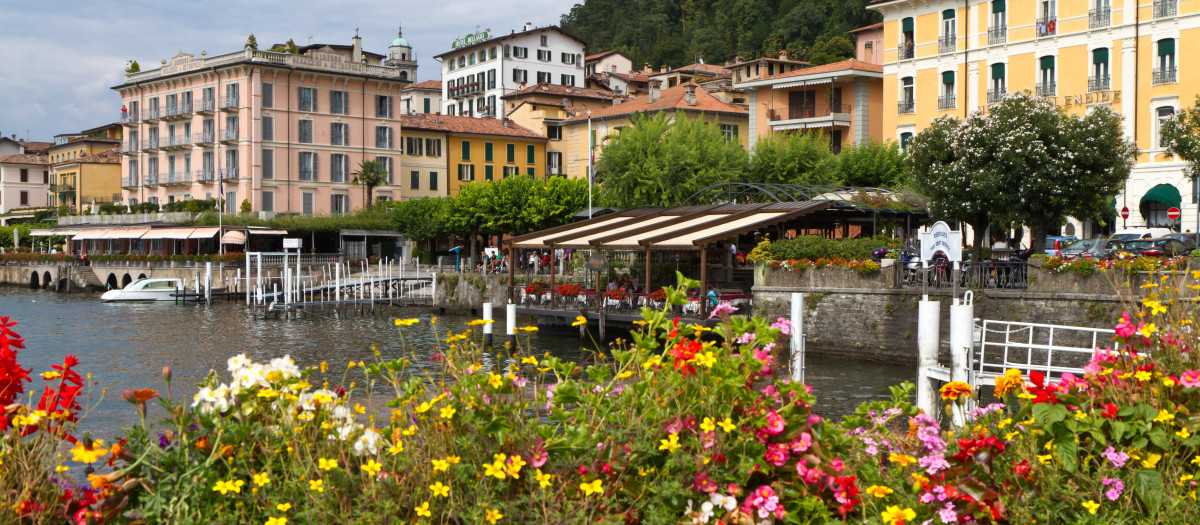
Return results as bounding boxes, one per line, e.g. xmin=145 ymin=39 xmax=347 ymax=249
xmin=432 ymin=273 xmax=514 ymax=314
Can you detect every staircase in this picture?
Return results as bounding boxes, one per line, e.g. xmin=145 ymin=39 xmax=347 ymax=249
xmin=69 ymin=266 xmax=107 ymax=290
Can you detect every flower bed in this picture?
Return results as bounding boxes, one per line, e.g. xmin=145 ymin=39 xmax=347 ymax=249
xmin=603 ymin=288 xmax=629 ymax=301
xmin=554 ymin=283 xmax=582 ymax=297
xmin=1043 ymin=255 xmax=1184 ymax=277
xmin=766 ymin=257 xmax=882 ymax=275
xmin=523 ymin=281 xmax=547 ymax=295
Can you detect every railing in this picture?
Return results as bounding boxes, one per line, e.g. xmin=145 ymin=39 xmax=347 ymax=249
xmin=144 ymin=173 xmax=159 ymax=185
xmin=122 ymin=141 xmax=138 ymax=153
xmin=197 ymin=99 xmax=215 ymax=112
xmin=1088 ymin=75 xmax=1111 ymax=92
xmin=1152 ymin=67 xmax=1177 ymax=86
xmin=299 ymin=169 xmax=315 ymax=181
xmin=142 ymin=108 xmax=161 ymax=121
xmin=897 ymin=100 xmax=915 ymax=115
xmin=125 ymin=49 xmax=410 ymax=83
xmin=195 ymin=169 xmax=215 ymax=182
xmin=900 ymin=260 xmax=1028 ymax=290
xmin=166 ymin=171 xmax=191 ymax=184
xmin=121 ymin=177 xmax=138 ymax=188
xmin=1035 ymin=82 xmax=1056 ymax=97
xmin=1036 ymin=17 xmax=1056 ymax=37
xmin=194 ymin=132 xmax=215 ymax=144
xmin=1153 ymin=0 xmax=1177 ymax=18
xmin=218 ymin=96 xmax=238 ymax=110
xmin=122 ymin=114 xmax=139 ymax=125
xmin=771 ymin=104 xmax=853 ymax=121
xmin=448 ymin=83 xmax=484 ymax=98
xmin=938 ymin=35 xmax=956 ymax=54
xmin=50 ymin=183 xmax=75 ymax=193
xmin=1088 ymin=8 xmax=1111 ymax=28
xmin=546 ymin=166 xmax=564 ymax=176
xmin=898 ymin=41 xmax=915 ymax=60
xmin=141 ymin=138 xmax=160 ymax=150
xmin=937 ymin=96 xmax=956 ymax=110
xmin=59 ymin=212 xmax=197 ymax=226
xmin=166 ymin=135 xmax=191 ymax=148
xmin=974 ymin=320 xmax=1120 ymax=383
xmin=987 ymin=88 xmax=1006 ymax=104
xmin=220 ymin=168 xmax=239 ymax=180
xmin=220 ymin=128 xmax=239 ymax=141
xmin=987 ymin=26 xmax=1006 ymax=45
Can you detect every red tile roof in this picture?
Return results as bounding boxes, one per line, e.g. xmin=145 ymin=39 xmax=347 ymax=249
xmin=723 ymin=57 xmax=811 ymax=69
xmin=849 ymin=22 xmax=884 ymax=33
xmin=19 ymin=141 xmax=53 ymax=153
xmin=77 ymin=148 xmax=121 ymax=164
xmin=652 ymin=63 xmax=727 ymax=76
xmin=595 ymin=72 xmax=651 ymax=83
xmin=0 ymin=154 xmax=49 ymax=165
xmin=585 ymin=50 xmax=631 ymax=62
xmin=500 ymin=83 xmax=621 ymax=101
xmin=756 ymin=59 xmax=883 ymax=82
xmin=404 ymin=80 xmax=442 ymax=91
xmin=561 ymin=82 xmax=747 ymax=123
xmin=400 ymin=114 xmax=546 ymax=139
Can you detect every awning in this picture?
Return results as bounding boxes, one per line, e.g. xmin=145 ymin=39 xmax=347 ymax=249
xmin=1040 ymin=56 xmax=1055 ymax=70
xmin=247 ymin=229 xmax=289 ymax=235
xmin=1159 ymin=39 xmax=1175 ymax=56
xmin=991 ymin=63 xmax=1006 ymax=79
xmin=222 ymin=230 xmax=247 ymax=244
xmin=102 ymin=229 xmax=149 ymax=239
xmin=993 ymin=0 xmax=1006 ymax=13
xmin=71 ymin=230 xmax=109 ymax=240
xmin=773 ymin=121 xmax=845 ymax=130
xmin=31 ymin=229 xmax=82 ymax=237
xmin=1140 ymin=183 xmax=1181 ymax=209
xmin=141 ymin=228 xmax=196 ymax=240
xmin=188 ymin=227 xmax=221 ymax=239
xmin=773 ymin=78 xmax=834 ymax=89
xmin=508 ymin=209 xmax=659 ymax=248
xmin=1093 ymin=48 xmax=1109 ymax=64
xmin=943 ymin=8 xmax=956 ymax=19
xmin=902 ymin=17 xmax=914 ymax=32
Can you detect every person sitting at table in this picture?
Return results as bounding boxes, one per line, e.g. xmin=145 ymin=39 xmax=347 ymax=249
xmin=706 ymin=284 xmax=720 ymax=306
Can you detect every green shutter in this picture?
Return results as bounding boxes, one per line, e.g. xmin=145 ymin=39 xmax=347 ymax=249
xmin=942 ymin=8 xmax=955 ymax=19
xmin=461 ymin=140 xmax=471 ymax=160
xmin=527 ymin=167 xmax=535 ymax=175
xmin=732 ymin=125 xmax=739 ymax=137
xmin=992 ymin=0 xmax=1005 ymax=13
xmin=526 ymin=145 xmax=535 ymax=164
xmin=1159 ymin=39 xmax=1175 ymax=56
xmin=506 ymin=144 xmax=515 ymax=163
xmin=484 ymin=142 xmax=493 ymax=161
xmin=902 ymin=17 xmax=914 ymax=32
xmin=900 ymin=132 xmax=913 ymax=149
xmin=1040 ymin=56 xmax=1055 ymax=70
xmin=991 ymin=63 xmax=1005 ymax=79
xmin=485 ymin=165 xmax=494 ymax=181
xmin=942 ymin=71 xmax=955 ymax=83
xmin=1093 ymin=48 xmax=1109 ymax=64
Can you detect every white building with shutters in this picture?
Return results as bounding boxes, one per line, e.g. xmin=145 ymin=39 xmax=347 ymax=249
xmin=435 ymin=24 xmax=587 ymax=119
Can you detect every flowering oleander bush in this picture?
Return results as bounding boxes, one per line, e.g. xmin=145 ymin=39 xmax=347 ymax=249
xmin=766 ymin=257 xmax=882 ymax=275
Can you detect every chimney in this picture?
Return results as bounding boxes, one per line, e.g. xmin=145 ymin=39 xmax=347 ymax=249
xmin=352 ymin=32 xmax=363 ymax=64
xmin=611 ymin=64 xmax=617 ymax=72
xmin=503 ymin=119 xmax=511 ymax=128
xmin=778 ymin=49 xmax=787 ymax=60
xmin=659 ymin=64 xmax=668 ymax=73
xmin=643 ymin=62 xmax=651 ymax=74
xmin=684 ymin=84 xmax=696 ymax=106
xmin=524 ymin=22 xmax=532 ymax=32
xmin=648 ymin=80 xmax=661 ymax=103
xmin=436 ymin=114 xmax=441 ymax=124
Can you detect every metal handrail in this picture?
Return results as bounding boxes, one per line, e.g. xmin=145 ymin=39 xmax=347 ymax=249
xmin=987 ymin=26 xmax=1007 ymax=45
xmin=1035 ymin=82 xmax=1056 ymax=97
xmin=1152 ymin=67 xmax=1177 ymax=86
xmin=1088 ymin=75 xmax=1111 ymax=92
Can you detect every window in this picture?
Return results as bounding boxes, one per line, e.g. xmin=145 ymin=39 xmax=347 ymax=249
xmin=1158 ymin=107 xmax=1176 ymax=148
xmin=512 ymin=47 xmax=528 ymax=59
xmin=448 ymin=60 xmax=456 ymax=71
xmin=225 ymin=83 xmax=239 ymax=106
xmin=302 ymin=192 xmax=313 ymax=214
xmin=262 ymin=191 xmax=274 ymax=212
xmin=1038 ymin=0 xmax=1057 ymax=36
xmin=900 ymin=132 xmax=914 ymax=150
xmin=1155 ymin=39 xmax=1177 ymax=85
xmin=330 ymin=153 xmax=349 ymax=182
xmin=1091 ymin=48 xmax=1110 ymax=91
xmin=330 ymin=91 xmax=349 ymax=115
xmin=940 ymin=9 xmax=956 ymax=53
xmin=20 ymin=190 xmax=28 ymax=206
xmin=430 ymin=172 xmax=439 ymax=190
xmin=490 ymin=47 xmax=497 ymax=60
xmin=900 ymin=17 xmax=915 ymax=59
xmin=940 ymin=71 xmax=956 ymax=109
xmin=262 ymin=82 xmax=274 ymax=108
xmin=537 ymin=49 xmax=551 ymax=61
xmin=1038 ymin=56 xmax=1056 ymax=97
xmin=540 ymin=35 xmax=548 ymax=46
xmin=537 ymin=71 xmax=552 ymax=84
xmin=183 ymin=154 xmax=191 ymax=177
xmin=527 ymin=167 xmax=535 ymax=175
xmin=426 ymin=138 xmax=442 ymax=157
xmin=900 ymin=77 xmax=915 ymax=114
xmin=502 ymin=166 xmax=518 ymax=177
xmin=526 ymin=144 xmax=536 ymax=164
xmin=331 ymin=194 xmax=348 ymax=214
xmin=262 ymin=115 xmax=274 ymax=141
xmin=299 ymin=152 xmax=317 ymax=181
xmin=376 ymin=126 xmax=394 ymax=149
xmin=411 ymin=170 xmax=420 ymax=189
xmin=720 ymin=124 xmax=739 ymax=141
xmin=458 ymin=56 xmax=465 ymax=69
xmin=224 ymin=115 xmax=239 ymax=140
xmin=461 ymin=141 xmax=471 ymax=160
xmin=469 ymin=52 xmax=476 ymax=65
xmin=547 ymin=125 xmax=562 ymax=140
xmin=423 ymin=98 xmax=431 ymax=113
xmin=560 ymin=74 xmax=575 ymax=87
xmin=561 ymin=53 xmax=576 ymax=65
xmin=263 ymin=149 xmax=274 ymax=179
xmin=19 ymin=169 xmax=27 ymax=182
xmin=989 ymin=63 xmax=1006 ymax=102
xmin=487 ymin=69 xmax=496 ymax=89
xmin=225 ymin=149 xmax=239 ymax=178
xmin=512 ymin=69 xmax=528 ymax=84
xmin=458 ymin=164 xmax=475 ymax=181
xmin=376 ymin=95 xmax=393 ymax=118
xmin=201 ymin=152 xmax=213 ymax=179
xmin=298 ymin=87 xmax=317 ymax=112
xmin=406 ymin=136 xmax=423 ymax=156
xmin=225 ymin=191 xmax=237 ymax=214
xmin=298 ymin=119 xmax=313 ymax=143
xmin=376 ymin=156 xmax=393 ymax=184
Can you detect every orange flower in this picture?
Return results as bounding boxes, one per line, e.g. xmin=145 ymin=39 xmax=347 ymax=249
xmin=939 ymin=381 xmax=973 ymax=401
xmin=132 ymin=388 xmax=159 ymax=403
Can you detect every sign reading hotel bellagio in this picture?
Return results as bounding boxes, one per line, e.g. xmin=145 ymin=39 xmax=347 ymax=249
xmin=1060 ymin=90 xmax=1121 ymax=107
xmin=452 ymin=31 xmax=492 ymax=50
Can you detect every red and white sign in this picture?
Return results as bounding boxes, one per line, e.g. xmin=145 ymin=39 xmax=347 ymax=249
xmin=1167 ymin=207 xmax=1181 ymax=220
xmin=1120 ymin=206 xmax=1130 ymax=220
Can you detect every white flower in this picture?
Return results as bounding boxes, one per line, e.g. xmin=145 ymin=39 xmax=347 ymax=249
xmin=266 ymin=355 xmax=301 ymax=380
xmin=354 ymin=428 xmax=381 ymax=455
xmin=228 ymin=354 xmax=249 ymax=373
xmin=710 ymin=493 xmax=738 ymax=512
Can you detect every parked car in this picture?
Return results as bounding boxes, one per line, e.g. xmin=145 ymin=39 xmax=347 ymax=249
xmin=1122 ymin=237 xmax=1190 ymax=257
xmin=1059 ymin=237 xmax=1127 ymax=260
xmin=1109 ymin=228 xmax=1174 ymax=241
xmin=1160 ymin=232 xmax=1198 ymax=252
xmin=1043 ymin=235 xmax=1078 ymax=256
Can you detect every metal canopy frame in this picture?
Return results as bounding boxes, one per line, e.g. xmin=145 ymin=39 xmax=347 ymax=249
xmin=683 ymin=182 xmax=918 ymax=214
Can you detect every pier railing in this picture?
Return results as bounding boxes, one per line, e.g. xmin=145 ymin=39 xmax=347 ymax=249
xmin=899 ymin=260 xmax=1028 ymax=289
xmin=507 ymin=285 xmax=753 ymax=319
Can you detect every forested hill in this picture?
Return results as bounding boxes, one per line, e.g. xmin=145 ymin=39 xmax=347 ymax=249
xmin=559 ymin=0 xmax=881 ymax=69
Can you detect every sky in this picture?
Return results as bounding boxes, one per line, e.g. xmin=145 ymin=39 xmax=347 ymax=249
xmin=0 ymin=0 xmax=576 ymax=142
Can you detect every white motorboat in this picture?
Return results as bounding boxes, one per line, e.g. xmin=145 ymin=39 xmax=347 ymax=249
xmin=100 ymin=278 xmax=190 ymax=302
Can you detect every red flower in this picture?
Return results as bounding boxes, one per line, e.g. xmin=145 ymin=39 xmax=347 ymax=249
xmin=671 ymin=340 xmax=700 ymax=377
xmin=1100 ymin=403 xmax=1119 ymax=419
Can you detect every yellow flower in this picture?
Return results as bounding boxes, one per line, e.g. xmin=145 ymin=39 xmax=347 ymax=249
xmin=1177 ymin=427 xmax=1191 ymax=439
xmin=536 ymin=469 xmax=554 ymax=488
xmin=693 ymin=351 xmax=717 ymax=368
xmin=362 ymin=459 xmax=382 ymax=476
xmin=389 ymin=441 xmax=404 ymax=455
xmin=888 ymin=453 xmax=917 ymax=467
xmin=572 ymin=316 xmax=588 ymax=327
xmin=54 ymin=465 xmax=68 ymax=473
xmin=506 ymin=455 xmax=527 ymax=478
xmin=447 ymin=455 xmax=461 ymax=464
xmin=403 ymin=424 xmax=417 ymax=436
xmin=253 ymin=473 xmax=271 ymax=487
xmin=265 ymin=517 xmax=288 ymax=525
xmin=440 ymin=405 xmax=457 ymax=420
xmin=41 ymin=371 xmax=61 ymax=380
xmin=415 ymin=401 xmax=432 ymax=414
xmin=519 ymin=326 xmax=538 ymax=333
xmin=520 ymin=356 xmax=539 ymax=365
xmin=488 ymin=372 xmax=504 ymax=390
xmin=311 ymin=392 xmax=334 ymax=404
xmin=485 ymin=508 xmax=503 ymax=524
xmin=939 ymin=381 xmax=973 ymax=401
xmin=1082 ymin=500 xmax=1100 ymax=515
xmin=394 ymin=318 xmax=419 ymax=326
xmin=484 ymin=455 xmax=508 ymax=479
xmin=700 ymin=417 xmax=716 ymax=433
xmin=580 ymin=478 xmax=604 ymax=496
xmin=1164 ymin=377 xmax=1177 ymax=388
xmin=354 ymin=403 xmax=366 ymax=414
xmin=866 ymin=485 xmax=894 ymax=498
xmin=430 ymin=481 xmax=450 ymax=497
xmin=1036 ymin=454 xmax=1052 ymax=465
xmin=1135 ymin=371 xmax=1152 ymax=382
xmin=1138 ymin=323 xmax=1156 ymax=338
xmin=318 ymin=458 xmax=337 ymax=471
xmin=309 ymin=479 xmax=324 ymax=493
xmin=642 ymin=356 xmax=663 ymax=370
xmin=1005 ymin=431 xmax=1019 ymax=441
xmin=1142 ymin=452 xmax=1162 ymax=469
xmin=70 ymin=441 xmax=107 ymax=464
xmin=659 ymin=433 xmax=681 ymax=453
xmin=616 ymin=371 xmax=633 ymax=379
xmin=276 ymin=503 xmax=292 ymax=512
xmin=415 ymin=501 xmax=431 ymax=517
xmin=212 ymin=479 xmax=246 ymax=495
xmin=718 ymin=418 xmax=736 ymax=433
xmin=431 ymin=459 xmax=450 ymax=472
xmin=880 ymin=505 xmax=916 ymax=524
xmin=1153 ymin=410 xmax=1175 ymax=424
xmin=1179 ymin=474 xmax=1196 ymax=487
xmin=1074 ymin=410 xmax=1088 ymax=421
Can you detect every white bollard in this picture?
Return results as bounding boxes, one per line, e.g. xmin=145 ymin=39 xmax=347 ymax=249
xmin=789 ymin=292 xmax=805 ymax=384
xmin=916 ymin=299 xmax=942 ymax=416
xmin=483 ymin=302 xmax=494 ymax=348
xmin=506 ymin=303 xmax=517 ymax=349
xmin=205 ymin=262 xmax=212 ymax=302
xmin=949 ymin=291 xmax=975 ymax=426
xmin=284 ymin=268 xmax=291 ymax=306
xmin=256 ymin=256 xmax=263 ymax=306
xmin=335 ymin=263 xmax=341 ymax=303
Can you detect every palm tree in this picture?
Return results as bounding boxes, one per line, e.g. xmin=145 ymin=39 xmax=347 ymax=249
xmin=351 ymin=160 xmax=386 ymax=206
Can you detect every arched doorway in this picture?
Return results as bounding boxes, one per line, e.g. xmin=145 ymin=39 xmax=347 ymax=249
xmin=1140 ymin=183 xmax=1182 ymax=231
xmin=137 ymin=273 xmax=147 ymax=280
xmin=42 ymin=272 xmax=52 ymax=289
xmin=29 ymin=272 xmax=39 ymax=288
xmin=106 ymin=274 xmax=119 ymax=289
xmin=122 ymin=274 xmax=133 ymax=288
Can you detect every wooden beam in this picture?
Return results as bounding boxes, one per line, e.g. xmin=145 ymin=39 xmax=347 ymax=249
xmin=504 ymin=206 xmax=655 ymax=247
xmin=588 ymin=205 xmax=724 ymax=246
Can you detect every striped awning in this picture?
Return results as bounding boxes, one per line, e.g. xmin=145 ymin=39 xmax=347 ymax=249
xmin=141 ymin=228 xmax=195 ymax=240
xmin=71 ymin=230 xmax=109 ymax=240
xmin=247 ymin=229 xmax=289 ymax=235
xmin=773 ymin=78 xmax=834 ymax=89
xmin=222 ymin=230 xmax=247 ymax=244
xmin=188 ymin=227 xmax=222 ymax=239
xmin=30 ymin=229 xmax=82 ymax=237
xmin=101 ymin=229 xmax=150 ymax=239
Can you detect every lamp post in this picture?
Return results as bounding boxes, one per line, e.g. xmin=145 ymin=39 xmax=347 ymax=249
xmin=587 ymin=111 xmax=593 ymax=219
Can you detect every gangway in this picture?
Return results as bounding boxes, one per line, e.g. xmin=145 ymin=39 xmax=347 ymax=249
xmin=972 ymin=320 xmax=1121 ymax=384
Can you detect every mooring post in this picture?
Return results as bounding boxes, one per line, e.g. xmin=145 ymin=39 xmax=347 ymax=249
xmin=790 ymin=292 xmax=805 ymax=384
xmin=335 ymin=263 xmax=341 ymax=303
xmin=245 ymin=255 xmax=251 ymax=306
xmin=205 ymin=263 xmax=212 ymax=303
xmin=949 ymin=291 xmax=975 ymax=426
xmin=483 ymin=302 xmax=494 ymax=348
xmin=506 ymin=303 xmax=517 ymax=349
xmin=916 ymin=298 xmax=942 ymax=417
xmin=598 ymin=310 xmax=607 ymax=343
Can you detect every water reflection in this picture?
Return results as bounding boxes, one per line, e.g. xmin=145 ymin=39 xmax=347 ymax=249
xmin=1 ymin=287 xmax=912 ymax=437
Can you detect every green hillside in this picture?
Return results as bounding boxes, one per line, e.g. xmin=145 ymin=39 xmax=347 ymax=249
xmin=559 ymin=0 xmax=881 ymax=69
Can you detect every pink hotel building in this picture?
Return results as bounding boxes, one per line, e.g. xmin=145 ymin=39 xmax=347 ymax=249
xmin=114 ymin=31 xmax=416 ymax=215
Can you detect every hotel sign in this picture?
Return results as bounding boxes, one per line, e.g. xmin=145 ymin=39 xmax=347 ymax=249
xmin=452 ymin=30 xmax=491 ymax=50
xmin=1060 ymin=90 xmax=1121 ymax=108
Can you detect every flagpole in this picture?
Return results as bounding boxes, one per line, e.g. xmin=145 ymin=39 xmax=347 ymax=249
xmin=587 ymin=111 xmax=593 ymax=220
xmin=218 ymin=168 xmax=224 ymax=256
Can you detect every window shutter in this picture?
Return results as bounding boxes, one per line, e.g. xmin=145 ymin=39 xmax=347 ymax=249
xmin=992 ymin=0 xmax=1005 ymax=13
xmin=1040 ymin=56 xmax=1055 ymax=70
xmin=527 ymin=144 xmax=535 ymax=164
xmin=942 ymin=71 xmax=955 ymax=84
xmin=1159 ymin=39 xmax=1175 ymax=56
xmin=313 ymin=153 xmax=318 ymax=180
xmin=1093 ymin=48 xmax=1108 ymax=64
xmin=991 ymin=63 xmax=1005 ymax=79
xmin=902 ymin=17 xmax=914 ymax=32
xmin=732 ymin=125 xmax=739 ymax=137
xmin=263 ymin=149 xmax=273 ymax=179
xmin=485 ymin=165 xmax=494 ymax=181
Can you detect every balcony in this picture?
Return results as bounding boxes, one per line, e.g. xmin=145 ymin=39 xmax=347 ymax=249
xmin=50 ymin=183 xmax=75 ymax=193
xmin=141 ymin=138 xmax=161 ymax=151
xmin=164 ymin=135 xmax=192 ymax=149
xmin=898 ymin=41 xmax=915 ymax=60
xmin=144 ymin=173 xmax=160 ymax=186
xmin=546 ymin=166 xmax=564 ymax=177
xmin=194 ymin=169 xmax=215 ymax=182
xmin=165 ymin=171 xmax=191 ymax=185
xmin=1036 ymin=17 xmax=1057 ymax=37
xmin=1154 ymin=0 xmax=1177 ymax=18
xmin=142 ymin=108 xmax=161 ymax=121
xmin=448 ymin=82 xmax=484 ymax=99
xmin=1088 ymin=75 xmax=1111 ymax=92
xmin=220 ymin=168 xmax=239 ymax=180
xmin=121 ymin=141 xmax=138 ymax=154
xmin=121 ymin=176 xmax=139 ymax=188
xmin=937 ymin=96 xmax=956 ymax=111
xmin=1035 ymin=82 xmax=1057 ymax=97
xmin=193 ymin=132 xmax=215 ymax=145
xmin=219 ymin=129 xmax=239 ymax=142
xmin=938 ymin=35 xmax=956 ymax=54
xmin=987 ymin=88 xmax=1006 ymax=105
xmin=1152 ymin=67 xmax=1177 ymax=85
xmin=987 ymin=26 xmax=1007 ymax=45
xmin=1089 ymin=8 xmax=1111 ymax=29
xmin=218 ymin=96 xmax=238 ymax=111
xmin=897 ymin=100 xmax=915 ymax=115
xmin=163 ymin=102 xmax=192 ymax=120
xmin=121 ymin=114 xmax=139 ymax=126
xmin=765 ymin=104 xmax=853 ymax=131
xmin=197 ymin=99 xmax=216 ymax=113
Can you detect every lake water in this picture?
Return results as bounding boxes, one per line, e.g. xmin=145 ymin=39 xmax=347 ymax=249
xmin=1 ymin=286 xmax=913 ymax=439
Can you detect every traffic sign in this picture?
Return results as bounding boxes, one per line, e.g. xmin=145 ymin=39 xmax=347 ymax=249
xmin=1120 ymin=206 xmax=1130 ymax=220
xmin=1167 ymin=207 xmax=1181 ymax=220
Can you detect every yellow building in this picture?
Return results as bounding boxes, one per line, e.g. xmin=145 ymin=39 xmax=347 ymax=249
xmin=559 ymin=81 xmax=750 ymax=180
xmin=397 ymin=116 xmax=449 ymax=200
xmin=48 ymin=138 xmax=123 ymax=211
xmin=400 ymin=114 xmax=546 ymax=196
xmin=503 ymin=83 xmax=626 ymax=177
xmin=869 ymin=0 xmax=1199 ymax=234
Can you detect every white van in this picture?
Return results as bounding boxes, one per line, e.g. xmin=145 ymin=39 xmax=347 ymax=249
xmin=1110 ymin=228 xmax=1173 ymax=241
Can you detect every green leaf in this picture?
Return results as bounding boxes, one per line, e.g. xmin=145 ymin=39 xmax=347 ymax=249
xmin=1110 ymin=420 xmax=1126 ymax=442
xmin=1033 ymin=403 xmax=1068 ymax=425
xmin=1055 ymin=438 xmax=1078 ymax=473
xmin=1147 ymin=427 xmax=1170 ymax=451
xmin=1133 ymin=469 xmax=1165 ymax=512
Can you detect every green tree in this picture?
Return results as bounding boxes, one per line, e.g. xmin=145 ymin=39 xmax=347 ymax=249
xmin=805 ymin=35 xmax=856 ymax=66
xmin=240 ymin=199 xmax=252 ymax=215
xmin=447 ymin=182 xmax=498 ymax=265
xmin=126 ymin=61 xmax=140 ymax=74
xmin=595 ymin=111 xmax=748 ymax=208
xmin=1161 ymin=95 xmax=1200 ymax=182
xmin=746 ymin=132 xmax=838 ymax=185
xmin=839 ymin=139 xmax=909 ymax=188
xmin=351 ymin=160 xmax=386 ymax=205
xmin=390 ymin=197 xmax=452 ymax=248
xmin=245 ymin=34 xmax=259 ymax=51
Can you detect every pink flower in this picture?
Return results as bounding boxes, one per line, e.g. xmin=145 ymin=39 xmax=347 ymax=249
xmin=764 ymin=443 xmax=790 ymax=466
xmin=790 ymin=432 xmax=812 ymax=453
xmin=1103 ymin=478 xmax=1124 ymax=501
xmin=762 ymin=409 xmax=785 ymax=435
xmin=1102 ymin=446 xmax=1129 ymax=468
xmin=771 ymin=317 xmax=791 ymax=336
xmin=796 ymin=458 xmax=824 ymax=485
xmin=1115 ymin=312 xmax=1137 ymax=339
xmin=709 ymin=301 xmax=738 ymax=319
xmin=1182 ymin=369 xmax=1200 ymax=388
